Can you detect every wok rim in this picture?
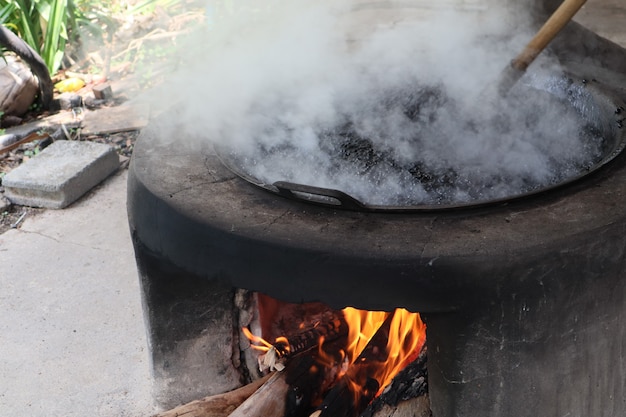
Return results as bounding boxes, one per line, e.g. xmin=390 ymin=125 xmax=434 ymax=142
xmin=215 ymin=76 xmax=626 ymax=212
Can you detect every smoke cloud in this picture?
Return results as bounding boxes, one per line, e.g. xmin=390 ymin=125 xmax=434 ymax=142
xmin=147 ymin=0 xmax=604 ymax=206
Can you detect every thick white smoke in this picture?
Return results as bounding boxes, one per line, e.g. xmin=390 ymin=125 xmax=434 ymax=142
xmin=149 ymin=0 xmax=603 ymax=206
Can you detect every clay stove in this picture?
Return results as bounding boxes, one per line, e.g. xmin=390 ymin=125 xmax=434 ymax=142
xmin=127 ymin=1 xmax=626 ymax=416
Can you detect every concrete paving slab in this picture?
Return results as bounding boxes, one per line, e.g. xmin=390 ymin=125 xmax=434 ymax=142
xmin=0 ymin=170 xmax=157 ymax=417
xmin=3 ymin=140 xmax=119 ymax=209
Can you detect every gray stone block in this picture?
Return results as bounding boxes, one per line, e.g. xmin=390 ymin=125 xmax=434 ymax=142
xmin=3 ymin=140 xmax=119 ymax=209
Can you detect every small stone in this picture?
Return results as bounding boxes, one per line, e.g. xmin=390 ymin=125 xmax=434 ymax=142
xmin=1 ymin=115 xmax=23 ymax=128
xmin=0 ymin=133 xmax=19 ymax=148
xmin=54 ymin=93 xmax=83 ymax=110
xmin=92 ymin=83 xmax=114 ymax=100
xmin=83 ymin=96 xmax=107 ymax=109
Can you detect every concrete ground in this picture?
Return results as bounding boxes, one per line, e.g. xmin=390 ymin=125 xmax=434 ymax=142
xmin=576 ymin=0 xmax=626 ymax=47
xmin=0 ymin=2 xmax=624 ymax=417
xmin=0 ymin=169 xmax=157 ymax=416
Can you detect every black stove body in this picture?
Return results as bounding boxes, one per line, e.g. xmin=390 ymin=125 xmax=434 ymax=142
xmin=128 ymin=6 xmax=626 ymax=416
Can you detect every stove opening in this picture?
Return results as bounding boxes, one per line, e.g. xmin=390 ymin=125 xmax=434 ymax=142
xmin=242 ymin=293 xmax=428 ymax=417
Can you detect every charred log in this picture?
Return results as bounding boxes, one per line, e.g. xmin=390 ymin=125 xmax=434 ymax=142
xmin=252 ymin=310 xmax=348 ymax=372
xmin=285 ymin=311 xmax=347 ymax=357
xmin=315 ymin=314 xmax=394 ymax=417
xmin=265 ymin=310 xmax=348 ymax=360
xmin=243 ymin=306 xmax=427 ymax=417
xmin=361 ymin=346 xmax=429 ymax=417
xmin=284 ymin=337 xmax=347 ymax=417
xmin=242 ymin=308 xmax=350 ymax=417
xmin=314 ymin=376 xmax=380 ymax=417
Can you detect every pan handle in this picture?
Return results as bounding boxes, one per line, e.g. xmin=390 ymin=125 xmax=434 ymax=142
xmin=273 ymin=181 xmax=367 ymax=211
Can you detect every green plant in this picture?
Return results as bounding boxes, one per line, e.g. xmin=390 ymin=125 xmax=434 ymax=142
xmin=0 ymin=0 xmax=183 ymax=76
xmin=0 ymin=0 xmax=70 ymax=74
xmin=23 ymin=146 xmax=40 ymax=157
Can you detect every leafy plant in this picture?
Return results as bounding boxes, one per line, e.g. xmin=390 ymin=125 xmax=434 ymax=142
xmin=0 ymin=0 xmax=183 ymax=76
xmin=43 ymin=0 xmax=69 ymax=72
xmin=22 ymin=144 xmax=42 ymax=157
xmin=0 ymin=0 xmax=71 ymax=74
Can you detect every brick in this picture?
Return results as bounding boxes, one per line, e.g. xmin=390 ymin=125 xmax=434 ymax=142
xmin=2 ymin=140 xmax=119 ymax=209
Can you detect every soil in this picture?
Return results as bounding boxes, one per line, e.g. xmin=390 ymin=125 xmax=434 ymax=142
xmin=0 ymin=205 xmax=43 ymax=234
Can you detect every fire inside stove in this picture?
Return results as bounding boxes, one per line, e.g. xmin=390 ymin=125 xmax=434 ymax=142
xmin=242 ymin=295 xmax=427 ymax=417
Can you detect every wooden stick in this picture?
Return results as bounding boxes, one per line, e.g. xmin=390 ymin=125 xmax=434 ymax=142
xmin=153 ymin=374 xmax=272 ymax=417
xmin=286 ymin=312 xmax=347 ymax=357
xmin=512 ymin=0 xmax=588 ymax=72
xmin=497 ymin=0 xmax=587 ymax=95
xmin=0 ymin=131 xmax=49 ymax=155
xmin=251 ymin=311 xmax=348 ymax=372
xmin=227 ymin=372 xmax=289 ymax=417
xmin=283 ymin=338 xmax=348 ymax=417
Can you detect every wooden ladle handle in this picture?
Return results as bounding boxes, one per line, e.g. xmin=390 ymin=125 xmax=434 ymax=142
xmin=512 ymin=0 xmax=588 ymax=72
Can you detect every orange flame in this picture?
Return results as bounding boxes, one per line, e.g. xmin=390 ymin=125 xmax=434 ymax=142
xmin=342 ymin=307 xmax=389 ymax=363
xmin=342 ymin=307 xmax=426 ymax=394
xmin=242 ymin=306 xmax=426 ymax=396
xmin=242 ymin=326 xmax=273 ymax=352
xmin=379 ymin=308 xmax=426 ymax=390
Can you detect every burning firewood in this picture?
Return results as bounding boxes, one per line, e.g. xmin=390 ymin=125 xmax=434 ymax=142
xmin=283 ymin=336 xmax=349 ymax=417
xmin=243 ymin=310 xmax=348 ymax=372
xmin=311 ymin=314 xmax=393 ymax=417
xmin=264 ymin=310 xmax=393 ymax=417
xmin=243 ymin=310 xmax=351 ymax=417
xmin=361 ymin=346 xmax=429 ymax=417
xmin=312 ymin=310 xmax=426 ymax=417
xmin=241 ymin=307 xmax=426 ymax=417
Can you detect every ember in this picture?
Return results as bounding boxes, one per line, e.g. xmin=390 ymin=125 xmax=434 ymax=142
xmin=243 ymin=305 xmax=426 ymax=417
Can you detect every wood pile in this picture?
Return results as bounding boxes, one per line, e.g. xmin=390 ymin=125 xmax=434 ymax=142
xmin=153 ymin=310 xmax=429 ymax=417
